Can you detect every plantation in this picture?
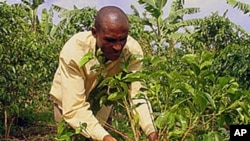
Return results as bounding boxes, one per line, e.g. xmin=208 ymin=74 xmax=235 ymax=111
xmin=0 ymin=0 xmax=250 ymax=140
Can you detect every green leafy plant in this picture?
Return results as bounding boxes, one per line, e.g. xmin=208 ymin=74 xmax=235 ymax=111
xmin=143 ymin=51 xmax=250 ymax=140
xmin=79 ymin=52 xmax=147 ymax=141
xmin=56 ymin=119 xmax=87 ymax=141
xmin=0 ymin=1 xmax=59 ymax=139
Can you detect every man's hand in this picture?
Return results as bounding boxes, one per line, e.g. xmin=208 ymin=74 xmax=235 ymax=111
xmin=148 ymin=132 xmax=159 ymax=141
xmin=103 ymin=135 xmax=117 ymax=141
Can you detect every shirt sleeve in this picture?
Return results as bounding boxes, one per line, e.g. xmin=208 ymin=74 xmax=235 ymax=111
xmin=128 ymin=51 xmax=157 ymax=136
xmin=60 ymin=57 xmax=109 ymax=141
xmin=130 ymin=81 xmax=157 ymax=136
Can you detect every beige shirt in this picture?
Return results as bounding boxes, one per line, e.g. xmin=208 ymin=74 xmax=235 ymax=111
xmin=50 ymin=31 xmax=156 ymax=140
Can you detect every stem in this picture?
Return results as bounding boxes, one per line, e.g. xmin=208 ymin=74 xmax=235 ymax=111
xmin=102 ymin=121 xmax=132 ymax=141
xmin=181 ymin=115 xmax=200 ymax=141
xmin=4 ymin=106 xmax=15 ymax=139
xmin=123 ymin=97 xmax=139 ymax=141
xmin=4 ymin=107 xmax=8 ymax=138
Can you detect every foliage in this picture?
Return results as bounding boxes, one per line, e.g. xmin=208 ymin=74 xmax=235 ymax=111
xmin=21 ymin=0 xmax=45 ymax=31
xmin=213 ymin=42 xmax=250 ymax=89
xmin=51 ymin=5 xmax=97 ymax=42
xmin=181 ymin=12 xmax=248 ymax=53
xmin=128 ymin=14 xmax=154 ymax=56
xmin=134 ymin=0 xmax=201 ymax=55
xmin=180 ymin=12 xmax=250 ymax=90
xmin=78 ymin=50 xmax=147 ymax=140
xmin=1 ymin=0 xmax=250 ymax=141
xmin=55 ymin=119 xmax=87 ymax=141
xmin=227 ymin=0 xmax=250 ymax=15
xmin=143 ymin=51 xmax=250 ymax=140
xmin=0 ymin=1 xmax=59 ymax=138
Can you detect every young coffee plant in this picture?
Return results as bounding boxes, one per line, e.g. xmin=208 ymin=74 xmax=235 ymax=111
xmin=143 ymin=51 xmax=250 ymax=141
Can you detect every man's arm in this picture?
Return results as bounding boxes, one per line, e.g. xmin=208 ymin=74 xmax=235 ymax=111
xmin=126 ymin=42 xmax=159 ymax=139
xmin=130 ymin=81 xmax=157 ymax=136
xmin=60 ymin=58 xmax=110 ymax=140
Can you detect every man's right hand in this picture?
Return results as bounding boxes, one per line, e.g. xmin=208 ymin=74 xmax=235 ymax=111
xmin=103 ymin=135 xmax=117 ymax=141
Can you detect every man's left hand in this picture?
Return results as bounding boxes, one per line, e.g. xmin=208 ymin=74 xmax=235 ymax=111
xmin=148 ymin=132 xmax=159 ymax=141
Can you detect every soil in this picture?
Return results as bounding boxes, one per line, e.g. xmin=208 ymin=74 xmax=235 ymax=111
xmin=0 ymin=123 xmax=57 ymax=141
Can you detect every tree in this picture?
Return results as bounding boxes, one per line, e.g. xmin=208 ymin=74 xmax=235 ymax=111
xmin=40 ymin=7 xmax=54 ymax=36
xmin=51 ymin=5 xmax=97 ymax=42
xmin=181 ymin=12 xmax=248 ymax=52
xmin=179 ymin=11 xmax=250 ymax=89
xmin=0 ymin=1 xmax=59 ymax=138
xmin=134 ymin=0 xmax=201 ymax=55
xmin=21 ymin=0 xmax=45 ymax=31
xmin=227 ymin=0 xmax=250 ymax=15
xmin=0 ymin=2 xmax=32 ymax=137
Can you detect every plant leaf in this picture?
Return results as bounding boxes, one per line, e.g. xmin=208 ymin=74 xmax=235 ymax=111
xmin=79 ymin=52 xmax=93 ymax=68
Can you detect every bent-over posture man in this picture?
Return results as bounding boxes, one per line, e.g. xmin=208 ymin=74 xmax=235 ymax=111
xmin=50 ymin=6 xmax=159 ymax=141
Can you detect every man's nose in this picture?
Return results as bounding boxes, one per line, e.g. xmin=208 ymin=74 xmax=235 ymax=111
xmin=113 ymin=42 xmax=122 ymax=51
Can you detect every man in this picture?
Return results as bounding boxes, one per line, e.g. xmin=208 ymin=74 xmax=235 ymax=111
xmin=50 ymin=6 xmax=159 ymax=141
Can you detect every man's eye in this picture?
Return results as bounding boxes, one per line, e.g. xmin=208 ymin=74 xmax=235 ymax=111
xmin=120 ymin=38 xmax=126 ymax=43
xmin=105 ymin=38 xmax=116 ymax=42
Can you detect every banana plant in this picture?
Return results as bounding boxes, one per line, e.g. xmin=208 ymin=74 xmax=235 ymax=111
xmin=227 ymin=0 xmax=250 ymax=15
xmin=40 ymin=7 xmax=54 ymax=36
xmin=134 ymin=0 xmax=201 ymax=55
xmin=21 ymin=0 xmax=45 ymax=31
xmin=51 ymin=5 xmax=97 ymax=41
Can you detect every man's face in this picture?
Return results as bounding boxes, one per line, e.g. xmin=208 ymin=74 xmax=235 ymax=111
xmin=92 ymin=22 xmax=128 ymax=61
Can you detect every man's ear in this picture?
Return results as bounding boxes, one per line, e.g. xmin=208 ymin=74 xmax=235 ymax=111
xmin=91 ymin=27 xmax=97 ymax=38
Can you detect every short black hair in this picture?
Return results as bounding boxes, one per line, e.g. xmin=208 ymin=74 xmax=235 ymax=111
xmin=94 ymin=6 xmax=129 ymax=32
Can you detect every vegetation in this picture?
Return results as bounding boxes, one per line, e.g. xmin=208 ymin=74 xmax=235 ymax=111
xmin=0 ymin=0 xmax=249 ymax=140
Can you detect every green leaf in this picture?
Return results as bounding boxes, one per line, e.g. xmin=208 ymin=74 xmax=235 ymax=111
xmin=155 ymin=111 xmax=170 ymax=128
xmin=199 ymin=70 xmax=214 ymax=80
xmin=176 ymin=114 xmax=188 ymax=131
xmin=134 ymin=113 xmax=140 ymax=125
xmin=75 ymin=123 xmax=87 ymax=134
xmin=217 ymin=77 xmax=233 ymax=89
xmin=58 ymin=133 xmax=74 ymax=140
xmin=156 ymin=0 xmax=167 ymax=10
xmin=183 ymin=83 xmax=195 ymax=95
xmin=151 ymin=56 xmax=166 ymax=67
xmin=119 ymin=82 xmax=129 ymax=93
xmin=75 ymin=127 xmax=81 ymax=134
xmin=114 ymin=72 xmax=123 ymax=80
xmin=78 ymin=52 xmax=94 ymax=68
xmin=119 ymin=62 xmax=129 ymax=73
xmin=227 ymin=0 xmax=250 ymax=15
xmin=200 ymin=60 xmax=212 ymax=70
xmin=204 ymin=92 xmax=216 ymax=109
xmin=57 ymin=119 xmax=66 ymax=135
xmin=133 ymin=93 xmax=146 ymax=99
xmin=122 ymin=71 xmax=144 ymax=82
xmin=131 ymin=102 xmax=145 ymax=110
xmin=201 ymin=51 xmax=213 ymax=62
xmin=98 ymin=77 xmax=113 ymax=88
xmin=193 ymin=92 xmax=207 ymax=112
xmin=203 ymin=131 xmax=223 ymax=141
xmin=99 ymin=95 xmax=108 ymax=106
xmin=227 ymin=87 xmax=238 ymax=94
xmin=138 ymin=0 xmax=162 ymax=18
xmin=227 ymin=101 xmax=239 ymax=110
xmin=181 ymin=54 xmax=200 ymax=76
xmin=107 ymin=92 xmax=126 ymax=101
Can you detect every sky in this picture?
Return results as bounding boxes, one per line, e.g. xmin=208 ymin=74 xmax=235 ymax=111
xmin=5 ymin=0 xmax=250 ymax=33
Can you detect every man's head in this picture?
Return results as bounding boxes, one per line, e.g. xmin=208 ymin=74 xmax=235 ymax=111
xmin=92 ymin=6 xmax=129 ymax=61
